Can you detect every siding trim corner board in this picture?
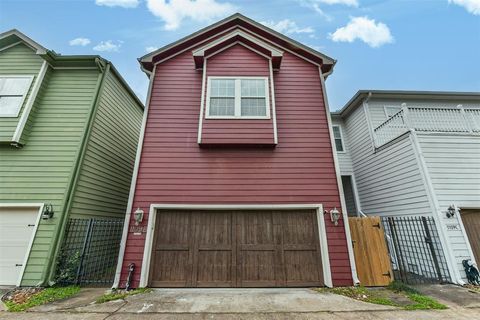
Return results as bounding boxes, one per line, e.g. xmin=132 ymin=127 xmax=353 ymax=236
xmin=0 ymin=203 xmax=44 ymax=286
xmin=319 ymin=67 xmax=359 ymax=285
xmin=113 ymin=64 xmax=157 ymax=289
xmin=139 ymin=204 xmax=332 ymax=288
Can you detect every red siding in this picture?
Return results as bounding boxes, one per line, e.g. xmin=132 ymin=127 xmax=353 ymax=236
xmin=201 ymin=44 xmax=275 ymax=145
xmin=120 ymin=45 xmax=352 ymax=287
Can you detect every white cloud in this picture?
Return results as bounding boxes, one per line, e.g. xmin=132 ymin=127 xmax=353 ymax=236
xmin=95 ymin=0 xmax=139 ymax=8
xmin=329 ymin=16 xmax=393 ymax=48
xmin=448 ymin=0 xmax=480 ymax=15
xmin=146 ymin=0 xmax=236 ymax=31
xmin=145 ymin=46 xmax=159 ymax=52
xmin=261 ymin=19 xmax=314 ymax=35
xmin=69 ymin=37 xmax=91 ymax=46
xmin=93 ymin=40 xmax=123 ymax=52
xmin=315 ymin=0 xmax=358 ymax=6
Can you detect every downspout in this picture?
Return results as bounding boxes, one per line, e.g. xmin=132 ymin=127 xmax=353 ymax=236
xmin=42 ymin=61 xmax=110 ymax=286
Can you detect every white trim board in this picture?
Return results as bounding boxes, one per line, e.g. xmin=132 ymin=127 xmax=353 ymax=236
xmin=139 ymin=203 xmax=333 ymax=288
xmin=12 ymin=61 xmax=48 ymax=143
xmin=319 ymin=67 xmax=360 ymax=285
xmin=0 ymin=203 xmax=44 ymax=286
xmin=112 ymin=64 xmax=157 ymax=289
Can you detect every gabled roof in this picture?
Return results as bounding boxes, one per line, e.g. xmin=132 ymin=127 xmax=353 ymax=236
xmin=140 ymin=13 xmax=336 ymax=74
xmin=0 ymin=29 xmax=144 ymax=109
xmin=334 ymin=90 xmax=480 ymax=117
xmin=0 ymin=29 xmax=48 ymax=54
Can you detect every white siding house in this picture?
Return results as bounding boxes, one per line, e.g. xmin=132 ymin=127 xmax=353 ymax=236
xmin=334 ymin=90 xmax=480 ymax=285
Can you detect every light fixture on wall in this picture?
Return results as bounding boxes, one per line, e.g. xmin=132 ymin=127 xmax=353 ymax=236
xmin=133 ymin=208 xmax=144 ymax=225
xmin=330 ymin=207 xmax=341 ymax=226
xmin=42 ymin=204 xmax=54 ymax=220
xmin=446 ymin=204 xmax=458 ymax=218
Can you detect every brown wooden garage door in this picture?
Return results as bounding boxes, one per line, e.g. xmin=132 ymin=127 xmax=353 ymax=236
xmin=149 ymin=210 xmax=324 ymax=287
xmin=461 ymin=209 xmax=480 ymax=263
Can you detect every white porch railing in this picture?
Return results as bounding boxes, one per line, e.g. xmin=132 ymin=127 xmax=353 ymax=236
xmin=373 ymin=104 xmax=480 ymax=148
xmin=373 ymin=108 xmax=409 ymax=147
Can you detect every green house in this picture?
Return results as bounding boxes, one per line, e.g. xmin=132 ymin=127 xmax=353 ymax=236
xmin=0 ymin=30 xmax=144 ymax=287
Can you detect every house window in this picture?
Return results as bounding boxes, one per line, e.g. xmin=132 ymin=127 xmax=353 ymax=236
xmin=332 ymin=125 xmax=344 ymax=152
xmin=0 ymin=76 xmax=34 ymax=117
xmin=384 ymin=106 xmax=401 ymax=118
xmin=206 ymin=77 xmax=269 ymax=119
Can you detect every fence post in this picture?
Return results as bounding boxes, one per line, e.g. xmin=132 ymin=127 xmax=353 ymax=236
xmin=75 ymin=218 xmax=94 ymax=284
xmin=421 ymin=217 xmax=444 ymax=282
xmin=388 ymin=217 xmax=408 ymax=283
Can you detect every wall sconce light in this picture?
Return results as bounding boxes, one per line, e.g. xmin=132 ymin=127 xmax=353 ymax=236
xmin=446 ymin=204 xmax=458 ymax=218
xmin=42 ymin=204 xmax=54 ymax=220
xmin=133 ymin=208 xmax=144 ymax=226
xmin=330 ymin=207 xmax=341 ymax=226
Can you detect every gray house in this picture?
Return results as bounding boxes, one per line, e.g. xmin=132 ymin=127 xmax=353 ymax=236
xmin=332 ymin=90 xmax=480 ymax=285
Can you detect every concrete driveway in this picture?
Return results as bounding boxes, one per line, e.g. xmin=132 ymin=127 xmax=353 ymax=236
xmin=1 ymin=287 xmax=479 ymax=319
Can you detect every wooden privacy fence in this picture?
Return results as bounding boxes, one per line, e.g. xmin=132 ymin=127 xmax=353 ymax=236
xmin=349 ymin=216 xmax=393 ymax=286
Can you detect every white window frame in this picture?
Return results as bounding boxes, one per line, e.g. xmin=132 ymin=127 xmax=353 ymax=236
xmin=332 ymin=125 xmax=345 ymax=153
xmin=384 ymin=105 xmax=402 ymax=118
xmin=0 ymin=75 xmax=34 ymax=118
xmin=205 ymin=76 xmax=270 ymax=119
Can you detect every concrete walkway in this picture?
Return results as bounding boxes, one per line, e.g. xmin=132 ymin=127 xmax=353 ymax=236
xmin=0 ymin=287 xmax=479 ymax=319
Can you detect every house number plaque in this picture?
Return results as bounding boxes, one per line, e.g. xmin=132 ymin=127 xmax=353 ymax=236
xmin=130 ymin=225 xmax=147 ymax=235
xmin=446 ymin=224 xmax=460 ymax=231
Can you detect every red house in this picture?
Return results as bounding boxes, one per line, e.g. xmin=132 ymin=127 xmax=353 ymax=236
xmin=114 ymin=13 xmax=357 ymax=289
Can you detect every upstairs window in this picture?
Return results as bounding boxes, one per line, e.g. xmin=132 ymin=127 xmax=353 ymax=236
xmin=332 ymin=125 xmax=344 ymax=152
xmin=0 ymin=76 xmax=33 ymax=117
xmin=206 ymin=77 xmax=270 ymax=119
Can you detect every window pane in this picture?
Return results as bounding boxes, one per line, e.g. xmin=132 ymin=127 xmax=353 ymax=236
xmin=241 ymin=79 xmax=265 ymax=97
xmin=211 ymin=79 xmax=235 ymax=97
xmin=0 ymin=96 xmax=23 ymax=117
xmin=335 ymin=138 xmax=344 ymax=152
xmin=0 ymin=78 xmax=31 ymax=96
xmin=209 ymin=97 xmax=235 ymax=116
xmin=332 ymin=126 xmax=341 ymax=139
xmin=241 ymin=98 xmax=266 ymax=116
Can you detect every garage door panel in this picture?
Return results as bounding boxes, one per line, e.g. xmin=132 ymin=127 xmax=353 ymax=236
xmin=284 ymin=251 xmax=322 ymax=285
xmin=196 ymin=250 xmax=233 ymax=286
xmin=0 ymin=207 xmax=39 ymax=286
xmin=461 ymin=209 xmax=480 ymax=263
xmin=150 ymin=250 xmax=190 ymax=287
xmin=239 ymin=250 xmax=277 ymax=286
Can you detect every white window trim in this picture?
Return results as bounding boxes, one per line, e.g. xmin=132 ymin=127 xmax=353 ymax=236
xmin=384 ymin=105 xmax=402 ymax=118
xmin=332 ymin=125 xmax=346 ymax=153
xmin=205 ymin=76 xmax=271 ymax=120
xmin=0 ymin=75 xmax=34 ymax=118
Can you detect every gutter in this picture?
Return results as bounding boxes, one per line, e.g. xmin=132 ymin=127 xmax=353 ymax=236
xmin=42 ymin=63 xmax=111 ymax=286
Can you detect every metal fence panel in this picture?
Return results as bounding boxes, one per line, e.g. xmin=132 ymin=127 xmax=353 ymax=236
xmin=56 ymin=218 xmax=124 ymax=287
xmin=381 ymin=216 xmax=451 ymax=285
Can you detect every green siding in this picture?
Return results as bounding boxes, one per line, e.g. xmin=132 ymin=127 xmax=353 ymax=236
xmin=69 ymin=70 xmax=143 ymax=219
xmin=0 ymin=67 xmax=101 ymax=286
xmin=0 ymin=43 xmax=43 ymax=142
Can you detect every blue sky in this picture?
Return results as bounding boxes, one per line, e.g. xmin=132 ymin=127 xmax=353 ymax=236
xmin=1 ymin=0 xmax=479 ymax=110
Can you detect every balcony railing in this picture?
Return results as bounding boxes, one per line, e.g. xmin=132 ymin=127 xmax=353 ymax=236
xmin=373 ymin=104 xmax=480 ymax=148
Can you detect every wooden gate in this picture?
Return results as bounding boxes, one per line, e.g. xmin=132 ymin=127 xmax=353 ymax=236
xmin=349 ymin=216 xmax=393 ymax=286
xmin=461 ymin=209 xmax=480 ymax=263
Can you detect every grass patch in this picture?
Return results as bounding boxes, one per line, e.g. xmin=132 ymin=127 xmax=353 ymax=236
xmin=318 ymin=281 xmax=447 ymax=310
xmin=95 ymin=288 xmax=152 ymax=304
xmin=4 ymin=286 xmax=80 ymax=312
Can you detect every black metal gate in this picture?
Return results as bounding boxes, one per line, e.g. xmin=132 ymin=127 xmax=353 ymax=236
xmin=55 ymin=218 xmax=124 ymax=286
xmin=381 ymin=216 xmax=451 ymax=285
